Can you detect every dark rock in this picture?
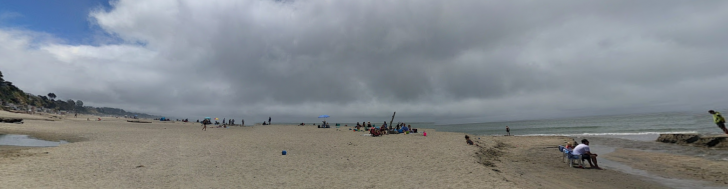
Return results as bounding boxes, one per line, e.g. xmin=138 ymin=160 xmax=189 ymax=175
xmin=656 ymin=134 xmax=699 ymax=144
xmin=657 ymin=134 xmax=728 ymax=148
xmin=0 ymin=118 xmax=23 ymax=123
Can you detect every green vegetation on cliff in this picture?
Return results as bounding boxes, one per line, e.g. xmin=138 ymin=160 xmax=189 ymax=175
xmin=0 ymin=70 xmax=159 ymax=118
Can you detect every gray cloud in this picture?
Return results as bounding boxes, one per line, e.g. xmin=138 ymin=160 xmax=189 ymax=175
xmin=2 ymin=0 xmax=728 ymax=123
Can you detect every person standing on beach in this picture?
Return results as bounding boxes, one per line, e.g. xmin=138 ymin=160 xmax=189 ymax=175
xmin=269 ymin=117 xmax=272 ymax=124
xmin=202 ymin=119 xmax=208 ymax=131
xmin=708 ymin=110 xmax=728 ymax=134
xmin=506 ymin=126 xmax=511 ymax=136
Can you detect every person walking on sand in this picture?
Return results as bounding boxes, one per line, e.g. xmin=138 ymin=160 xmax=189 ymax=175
xmin=269 ymin=117 xmax=272 ymax=124
xmin=506 ymin=126 xmax=511 ymax=136
xmin=708 ymin=110 xmax=728 ymax=134
xmin=572 ymin=139 xmax=601 ymax=169
xmin=202 ymin=119 xmax=209 ymax=131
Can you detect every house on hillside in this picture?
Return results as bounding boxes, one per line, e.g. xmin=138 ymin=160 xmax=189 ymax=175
xmin=4 ymin=103 xmax=18 ymax=110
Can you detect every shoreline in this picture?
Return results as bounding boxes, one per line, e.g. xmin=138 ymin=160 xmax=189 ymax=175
xmin=0 ymin=111 xmax=724 ymax=188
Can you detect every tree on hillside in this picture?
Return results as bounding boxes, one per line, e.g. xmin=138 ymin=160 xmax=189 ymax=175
xmin=66 ymin=99 xmax=75 ymax=110
xmin=48 ymin=93 xmax=56 ymax=100
xmin=76 ymin=100 xmax=83 ymax=107
xmin=0 ymin=70 xmax=4 ymax=83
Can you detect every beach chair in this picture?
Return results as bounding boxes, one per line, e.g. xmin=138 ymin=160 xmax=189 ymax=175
xmin=558 ymin=146 xmax=566 ymax=163
xmin=562 ymin=148 xmax=584 ymax=168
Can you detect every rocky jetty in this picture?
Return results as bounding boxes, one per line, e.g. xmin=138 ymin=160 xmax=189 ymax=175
xmin=657 ymin=134 xmax=728 ymax=148
xmin=0 ymin=117 xmax=23 ymax=123
xmin=127 ymin=120 xmax=151 ymax=123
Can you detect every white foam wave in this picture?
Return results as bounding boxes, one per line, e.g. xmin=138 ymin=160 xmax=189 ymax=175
xmin=520 ymin=131 xmax=698 ymax=137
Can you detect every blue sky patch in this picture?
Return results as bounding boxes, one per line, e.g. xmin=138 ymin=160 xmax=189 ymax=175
xmin=0 ymin=0 xmax=114 ymax=45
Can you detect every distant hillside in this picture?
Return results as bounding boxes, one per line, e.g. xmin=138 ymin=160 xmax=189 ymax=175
xmin=82 ymin=106 xmax=159 ymax=119
xmin=0 ymin=70 xmax=160 ymax=119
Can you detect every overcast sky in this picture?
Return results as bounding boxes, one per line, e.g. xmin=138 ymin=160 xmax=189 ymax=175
xmin=2 ymin=0 xmax=728 ymax=124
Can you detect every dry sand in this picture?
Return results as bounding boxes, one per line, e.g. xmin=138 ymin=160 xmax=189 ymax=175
xmin=0 ymin=110 xmax=715 ymax=188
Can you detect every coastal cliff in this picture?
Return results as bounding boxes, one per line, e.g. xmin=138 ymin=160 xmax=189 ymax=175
xmin=656 ymin=134 xmax=728 ymax=148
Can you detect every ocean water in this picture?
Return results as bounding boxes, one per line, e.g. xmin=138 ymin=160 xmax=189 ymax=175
xmin=412 ymin=111 xmax=728 ymax=159
xmin=413 ymin=111 xmax=717 ymax=136
xmin=397 ymin=111 xmax=728 ymax=163
xmin=282 ymin=111 xmax=720 ymax=136
xmin=0 ymin=134 xmax=68 ymax=147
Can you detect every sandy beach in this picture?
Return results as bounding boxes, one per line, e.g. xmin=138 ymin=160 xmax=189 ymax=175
xmin=0 ymin=111 xmax=725 ymax=188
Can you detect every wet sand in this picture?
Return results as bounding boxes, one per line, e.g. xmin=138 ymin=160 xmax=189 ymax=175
xmin=0 ymin=110 xmax=713 ymax=188
xmin=604 ymin=148 xmax=728 ymax=187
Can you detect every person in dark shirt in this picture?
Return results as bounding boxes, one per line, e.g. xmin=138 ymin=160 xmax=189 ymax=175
xmin=465 ymin=135 xmax=474 ymax=145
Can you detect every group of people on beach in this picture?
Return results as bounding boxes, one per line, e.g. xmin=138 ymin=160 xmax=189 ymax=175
xmin=352 ymin=121 xmax=417 ymax=137
xmin=199 ymin=117 xmax=251 ymax=131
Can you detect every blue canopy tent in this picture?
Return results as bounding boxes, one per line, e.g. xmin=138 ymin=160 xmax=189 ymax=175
xmin=318 ymin=114 xmax=330 ymax=121
xmin=318 ymin=115 xmax=330 ymax=128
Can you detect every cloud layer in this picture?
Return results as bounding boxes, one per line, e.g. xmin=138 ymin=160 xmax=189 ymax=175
xmin=3 ymin=0 xmax=728 ymax=123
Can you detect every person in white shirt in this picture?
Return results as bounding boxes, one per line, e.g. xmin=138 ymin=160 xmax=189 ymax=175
xmin=572 ymin=139 xmax=601 ymax=169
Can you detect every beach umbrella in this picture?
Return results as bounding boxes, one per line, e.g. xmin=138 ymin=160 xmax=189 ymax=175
xmin=204 ymin=117 xmax=211 ymax=120
xmin=318 ymin=115 xmax=330 ymax=122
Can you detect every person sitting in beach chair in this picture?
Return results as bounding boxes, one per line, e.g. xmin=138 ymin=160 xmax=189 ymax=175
xmin=370 ymin=127 xmax=381 ymax=137
xmin=565 ymin=141 xmax=575 ymax=150
xmin=409 ymin=125 xmax=417 ymax=133
xmin=402 ymin=125 xmax=410 ymax=134
xmin=380 ymin=124 xmax=388 ymax=135
xmin=573 ymin=139 xmax=601 ymax=169
xmin=561 ymin=141 xmax=576 ymax=163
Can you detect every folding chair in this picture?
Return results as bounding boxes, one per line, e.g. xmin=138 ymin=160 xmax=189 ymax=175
xmin=558 ymin=146 xmax=566 ymax=163
xmin=563 ymin=148 xmax=584 ymax=168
